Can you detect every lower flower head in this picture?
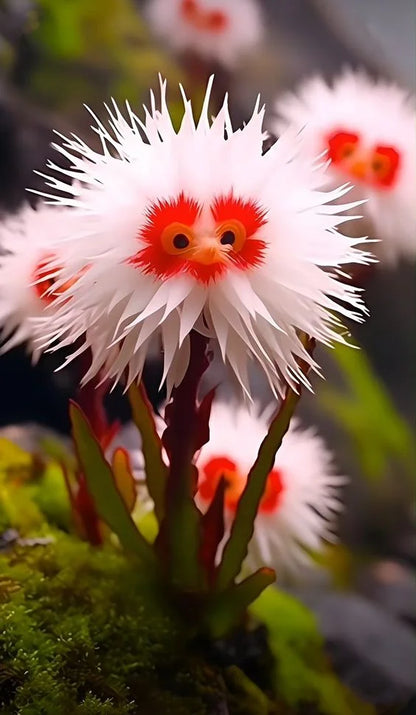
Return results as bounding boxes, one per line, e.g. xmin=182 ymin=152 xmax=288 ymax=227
xmin=197 ymin=402 xmax=346 ymax=576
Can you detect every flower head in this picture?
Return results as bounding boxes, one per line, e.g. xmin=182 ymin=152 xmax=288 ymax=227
xmin=273 ymin=70 xmax=416 ymax=265
xmin=197 ymin=402 xmax=345 ymax=576
xmin=145 ymin=0 xmax=263 ymax=68
xmin=0 ymin=204 xmax=79 ymax=359
xmin=34 ymin=77 xmax=371 ymax=396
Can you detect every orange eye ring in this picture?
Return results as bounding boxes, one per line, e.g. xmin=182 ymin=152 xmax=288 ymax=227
xmin=161 ymin=222 xmax=195 ymax=255
xmin=216 ymin=219 xmax=246 ymax=253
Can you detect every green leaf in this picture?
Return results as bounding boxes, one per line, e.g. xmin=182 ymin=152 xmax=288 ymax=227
xmin=215 ymin=386 xmax=302 ymax=592
xmin=128 ymin=382 xmax=168 ymax=522
xmin=69 ymin=401 xmax=154 ymax=565
xmin=320 ymin=342 xmax=416 ymax=482
xmin=204 ymin=569 xmax=275 ymax=639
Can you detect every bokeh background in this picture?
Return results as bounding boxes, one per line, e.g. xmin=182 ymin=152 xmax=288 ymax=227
xmin=0 ymin=1 xmax=415 ymax=710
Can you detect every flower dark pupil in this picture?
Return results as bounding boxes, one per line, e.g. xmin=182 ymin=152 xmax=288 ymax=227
xmin=173 ymin=233 xmax=190 ymax=249
xmin=220 ymin=230 xmax=235 ymax=245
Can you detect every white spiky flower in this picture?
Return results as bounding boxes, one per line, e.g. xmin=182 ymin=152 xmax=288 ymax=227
xmin=34 ymin=77 xmax=371 ymax=397
xmin=145 ymin=0 xmax=263 ymax=68
xmin=196 ymin=402 xmax=345 ymax=576
xmin=0 ymin=203 xmax=80 ymax=359
xmin=273 ymin=70 xmax=416 ymax=265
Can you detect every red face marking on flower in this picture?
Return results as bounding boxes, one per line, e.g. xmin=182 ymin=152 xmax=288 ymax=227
xmin=131 ymin=192 xmax=267 ymax=284
xmin=260 ymin=469 xmax=284 ymax=513
xmin=370 ymin=145 xmax=400 ymax=187
xmin=326 ymin=129 xmax=401 ymax=190
xmin=32 ymin=252 xmax=82 ymax=305
xmin=180 ymin=0 xmax=228 ymax=33
xmin=32 ymin=253 xmax=65 ymax=305
xmin=199 ymin=455 xmax=245 ymax=511
xmin=327 ymin=130 xmax=360 ymax=165
xmin=199 ymin=456 xmax=285 ymax=514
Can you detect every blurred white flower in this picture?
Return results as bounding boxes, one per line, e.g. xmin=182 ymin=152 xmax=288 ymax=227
xmin=196 ymin=402 xmax=345 ymax=577
xmin=0 ymin=203 xmax=79 ymax=359
xmin=33 ymin=77 xmax=371 ymax=397
xmin=274 ymin=70 xmax=416 ymax=265
xmin=145 ymin=0 xmax=263 ymax=68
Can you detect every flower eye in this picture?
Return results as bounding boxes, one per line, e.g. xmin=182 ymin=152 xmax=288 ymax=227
xmin=220 ymin=230 xmax=236 ymax=246
xmin=173 ymin=233 xmax=190 ymax=249
xmin=161 ymin=222 xmax=194 ymax=255
xmin=216 ymin=220 xmax=246 ymax=252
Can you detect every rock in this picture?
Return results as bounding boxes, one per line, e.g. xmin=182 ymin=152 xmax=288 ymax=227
xmin=357 ymin=561 xmax=416 ymax=627
xmin=293 ymin=589 xmax=416 ymax=706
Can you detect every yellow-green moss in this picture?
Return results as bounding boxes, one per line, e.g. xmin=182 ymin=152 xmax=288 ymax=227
xmin=0 ymin=533 xmax=227 ymax=714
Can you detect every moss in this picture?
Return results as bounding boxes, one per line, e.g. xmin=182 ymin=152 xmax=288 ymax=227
xmin=0 ymin=533 xmax=228 ymax=714
xmin=250 ymin=589 xmax=375 ymax=715
xmin=0 ymin=442 xmax=375 ymax=714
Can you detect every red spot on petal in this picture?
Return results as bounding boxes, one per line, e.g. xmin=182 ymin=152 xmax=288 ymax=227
xmin=131 ymin=192 xmax=267 ymax=284
xmin=140 ymin=193 xmax=202 ymax=242
xmin=199 ymin=455 xmax=244 ymax=512
xmin=260 ymin=468 xmax=284 ymax=513
xmin=32 ymin=252 xmax=83 ymax=305
xmin=199 ymin=456 xmax=285 ymax=515
xmin=326 ymin=129 xmax=360 ymax=164
xmin=371 ymin=144 xmax=401 ymax=188
xmin=32 ymin=253 xmax=63 ymax=305
xmin=211 ymin=193 xmax=268 ymax=238
xmin=130 ymin=192 xmax=201 ymax=278
xmin=180 ymin=0 xmax=228 ymax=33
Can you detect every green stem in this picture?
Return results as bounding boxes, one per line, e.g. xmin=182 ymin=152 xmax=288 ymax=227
xmin=215 ymin=335 xmax=314 ymax=592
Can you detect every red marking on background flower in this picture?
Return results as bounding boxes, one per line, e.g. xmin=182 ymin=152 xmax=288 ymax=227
xmin=260 ymin=468 xmax=284 ymax=513
xmin=180 ymin=0 xmax=228 ymax=33
xmin=32 ymin=252 xmax=83 ymax=305
xmin=199 ymin=455 xmax=243 ymax=511
xmin=199 ymin=455 xmax=285 ymax=515
xmin=371 ymin=144 xmax=401 ymax=188
xmin=32 ymin=253 xmax=60 ymax=304
xmin=326 ymin=129 xmax=401 ymax=190
xmin=326 ymin=129 xmax=360 ymax=164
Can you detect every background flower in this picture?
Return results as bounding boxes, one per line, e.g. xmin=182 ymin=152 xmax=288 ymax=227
xmin=0 ymin=203 xmax=79 ymax=359
xmin=273 ymin=70 xmax=416 ymax=265
xmin=197 ymin=401 xmax=345 ymax=577
xmin=145 ymin=0 xmax=263 ymax=68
